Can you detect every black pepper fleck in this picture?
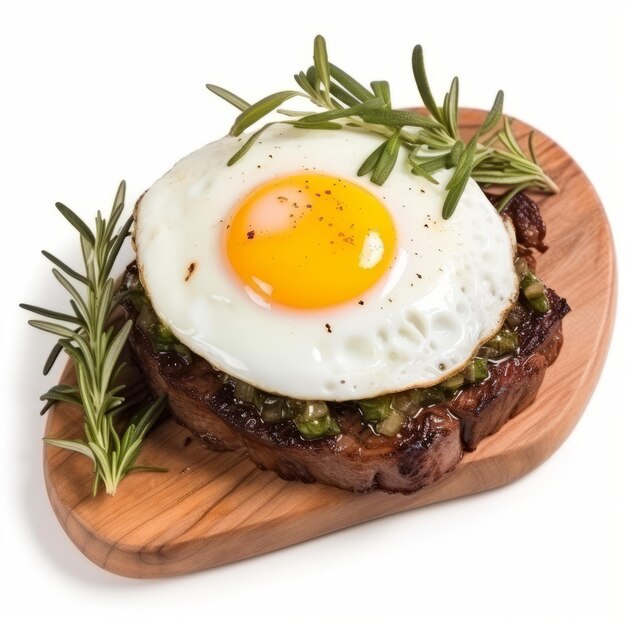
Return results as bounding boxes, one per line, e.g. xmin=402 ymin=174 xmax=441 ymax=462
xmin=325 ymin=323 xmax=332 ymax=333
xmin=184 ymin=262 xmax=196 ymax=282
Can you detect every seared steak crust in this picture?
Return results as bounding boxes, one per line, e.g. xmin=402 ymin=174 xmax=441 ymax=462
xmin=450 ymin=289 xmax=567 ymax=450
xmin=497 ymin=192 xmax=548 ymax=252
xmin=123 ymin=280 xmax=568 ymax=495
xmin=126 ymin=319 xmax=464 ymax=493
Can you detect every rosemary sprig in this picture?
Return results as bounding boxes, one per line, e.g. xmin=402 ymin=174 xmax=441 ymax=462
xmin=21 ymin=182 xmax=166 ymax=496
xmin=207 ymin=35 xmax=558 ymax=217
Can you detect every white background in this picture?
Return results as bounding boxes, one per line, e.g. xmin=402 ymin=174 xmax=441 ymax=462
xmin=2 ymin=1 xmax=624 ymax=624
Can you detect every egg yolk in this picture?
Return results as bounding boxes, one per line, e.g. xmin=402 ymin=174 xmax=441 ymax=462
xmin=225 ymin=173 xmax=396 ymax=309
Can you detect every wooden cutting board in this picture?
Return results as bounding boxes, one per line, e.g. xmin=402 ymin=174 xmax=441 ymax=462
xmin=43 ymin=109 xmax=616 ymax=578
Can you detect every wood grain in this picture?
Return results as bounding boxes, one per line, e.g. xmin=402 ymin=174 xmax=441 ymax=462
xmin=43 ymin=109 xmax=617 ymax=578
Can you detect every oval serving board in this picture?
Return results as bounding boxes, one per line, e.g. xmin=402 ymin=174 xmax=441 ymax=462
xmin=44 ymin=110 xmax=616 ymax=578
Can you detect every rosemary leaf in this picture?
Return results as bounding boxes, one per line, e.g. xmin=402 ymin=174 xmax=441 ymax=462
xmin=411 ymin=45 xmax=444 ymax=124
xmin=19 ymin=303 xmax=81 ymax=325
xmin=111 ymin=180 xmax=126 ymax=215
xmin=276 ymin=108 xmax=319 ymax=117
xmin=313 ymin=34 xmax=332 ymax=97
xmin=51 ymin=268 xmax=89 ymax=320
xmin=446 ymin=136 xmax=478 ymax=191
xmin=478 ymin=90 xmax=504 ymax=136
xmin=105 ymin=180 xmax=126 ymax=244
xmin=55 ymin=202 xmax=95 ymax=245
xmin=102 ymin=215 xmax=133 ymax=280
xmin=360 ymin=108 xmax=440 ymax=129
xmin=415 ymin=128 xmax=456 ymax=150
xmin=44 ymin=438 xmax=96 ymax=460
xmin=40 ymin=385 xmax=82 ymax=406
xmin=292 ymin=121 xmax=343 ymax=130
xmin=227 ymin=122 xmax=283 ymax=165
xmin=205 ymin=84 xmax=250 ymax=111
xmin=28 ymin=319 xmax=74 ymax=338
xmin=297 ymin=97 xmax=384 ymax=124
xmin=442 ymin=138 xmax=479 ymax=217
xmin=498 ymin=117 xmax=526 ymax=158
xmin=371 ymin=131 xmax=401 ymax=186
xmin=41 ymin=250 xmax=88 ymax=284
xmin=370 ymin=80 xmax=391 ymax=106
xmin=294 ymin=72 xmax=319 ymax=101
xmin=357 ymin=141 xmax=386 ymax=177
xmin=444 ymin=76 xmax=459 ymax=138
xmin=409 ymin=163 xmax=439 ymax=184
xmin=109 ymin=419 xmax=122 ymax=455
xmin=447 ymin=140 xmax=464 ymax=166
xmin=329 ymin=63 xmax=374 ymax=102
xmin=442 ymin=164 xmax=472 ymax=219
xmin=330 ymin=82 xmax=360 ymax=107
xmin=413 ymin=154 xmax=448 ymax=174
xmin=101 ymin=321 xmax=132 ymax=391
xmin=528 ymin=130 xmax=538 ymax=164
xmin=229 ymin=91 xmax=301 ymax=136
xmin=305 ymin=66 xmax=318 ymax=92
xmin=471 ymin=172 xmax=545 ymax=185
xmin=42 ymin=340 xmax=65 ymax=376
xmin=39 ymin=400 xmax=56 ymax=416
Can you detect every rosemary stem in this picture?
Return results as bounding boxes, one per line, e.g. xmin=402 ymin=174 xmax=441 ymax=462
xmin=25 ymin=182 xmax=167 ymax=497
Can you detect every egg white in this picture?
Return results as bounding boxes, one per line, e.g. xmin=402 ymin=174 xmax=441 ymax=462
xmin=134 ymin=125 xmax=518 ymax=401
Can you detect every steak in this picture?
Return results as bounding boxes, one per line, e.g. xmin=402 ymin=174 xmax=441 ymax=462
xmin=124 ymin=193 xmax=569 ymax=494
xmin=496 ymin=191 xmax=548 ymax=252
xmin=449 ymin=289 xmax=567 ymax=450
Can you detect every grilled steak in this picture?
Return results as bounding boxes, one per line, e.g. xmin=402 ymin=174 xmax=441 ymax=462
xmin=449 ymin=289 xmax=567 ymax=450
xmin=497 ymin=191 xmax=548 ymax=252
xmin=123 ymin=193 xmax=569 ymax=494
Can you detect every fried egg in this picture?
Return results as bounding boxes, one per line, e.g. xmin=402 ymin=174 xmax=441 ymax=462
xmin=134 ymin=125 xmax=518 ymax=401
